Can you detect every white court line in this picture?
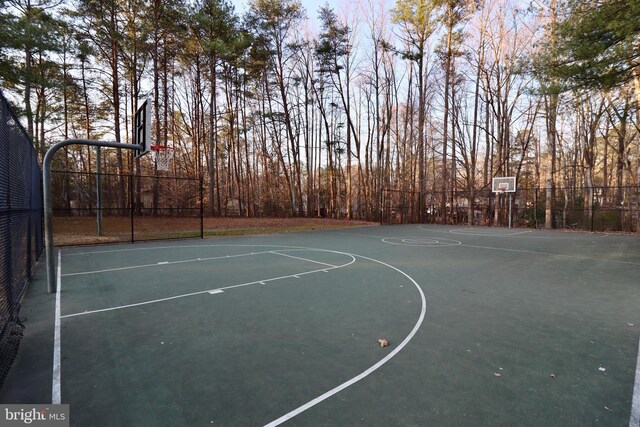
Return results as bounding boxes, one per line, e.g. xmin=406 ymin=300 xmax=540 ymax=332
xmin=62 ymin=250 xmax=274 ymax=277
xmin=381 ymin=237 xmax=461 ymax=247
xmin=65 ymin=243 xmax=313 ymax=257
xmin=264 ymin=252 xmax=427 ymax=427
xmin=460 ymin=243 xmax=640 ymax=266
xmin=631 ymin=337 xmax=640 ymax=427
xmin=270 ymin=251 xmax=338 ymax=268
xmin=52 ymin=250 xmax=62 ymax=405
xmin=64 ymin=244 xmax=211 ymax=256
xmin=62 ymin=289 xmax=225 ymax=318
xmin=446 ymin=227 xmax=533 ymax=237
xmin=61 ymin=255 xmax=356 ymax=318
xmin=419 ymin=225 xmax=600 ymax=239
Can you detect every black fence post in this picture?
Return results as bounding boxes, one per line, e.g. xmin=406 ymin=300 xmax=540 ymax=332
xmin=200 ymin=176 xmax=204 ymax=239
xmin=26 ymin=181 xmax=32 ymax=281
xmin=591 ymin=187 xmax=595 ymax=232
xmin=130 ymin=173 xmax=135 ymax=243
xmin=534 ymin=188 xmax=538 ymax=229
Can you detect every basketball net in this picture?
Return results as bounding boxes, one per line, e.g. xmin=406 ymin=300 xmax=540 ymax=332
xmin=151 ymin=146 xmax=172 ymax=172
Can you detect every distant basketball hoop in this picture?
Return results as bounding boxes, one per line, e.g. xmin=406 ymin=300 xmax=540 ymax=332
xmin=492 ymin=176 xmax=516 ymax=193
xmin=151 ymin=145 xmax=173 ymax=172
xmin=492 ymin=176 xmax=516 ymax=229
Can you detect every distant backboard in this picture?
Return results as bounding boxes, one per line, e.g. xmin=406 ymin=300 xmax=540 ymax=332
xmin=134 ymin=99 xmax=153 ymax=159
xmin=492 ymin=176 xmax=516 ymax=193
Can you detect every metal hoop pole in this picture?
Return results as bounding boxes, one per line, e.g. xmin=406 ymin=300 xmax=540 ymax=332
xmin=509 ymin=193 xmax=512 ymax=229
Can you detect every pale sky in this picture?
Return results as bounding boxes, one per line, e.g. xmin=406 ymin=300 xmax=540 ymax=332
xmin=235 ymin=0 xmax=350 ymax=30
xmin=301 ymin=0 xmax=334 ymax=19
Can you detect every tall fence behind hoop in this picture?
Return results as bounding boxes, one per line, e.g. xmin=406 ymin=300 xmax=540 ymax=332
xmin=50 ymin=170 xmax=203 ymax=245
xmin=0 ymin=90 xmax=43 ymax=388
xmin=382 ymin=187 xmax=640 ymax=232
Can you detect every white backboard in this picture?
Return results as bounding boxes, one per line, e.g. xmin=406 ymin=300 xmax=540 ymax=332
xmin=492 ymin=176 xmax=516 ymax=193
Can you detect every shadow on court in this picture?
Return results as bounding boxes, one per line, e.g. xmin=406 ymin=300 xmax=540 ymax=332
xmin=2 ymin=225 xmax=639 ymax=426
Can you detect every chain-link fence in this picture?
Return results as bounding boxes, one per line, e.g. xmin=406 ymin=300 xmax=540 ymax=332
xmin=0 ymin=90 xmax=42 ymax=388
xmin=382 ymin=186 xmax=640 ymax=232
xmin=50 ymin=170 xmax=204 ymax=245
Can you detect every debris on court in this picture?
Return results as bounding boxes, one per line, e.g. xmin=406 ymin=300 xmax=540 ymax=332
xmin=378 ymin=338 xmax=389 ymax=348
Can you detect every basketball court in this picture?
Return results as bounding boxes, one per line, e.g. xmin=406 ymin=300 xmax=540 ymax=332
xmin=2 ymin=224 xmax=640 ymax=426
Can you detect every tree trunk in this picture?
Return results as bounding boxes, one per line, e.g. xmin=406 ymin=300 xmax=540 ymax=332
xmin=441 ymin=27 xmax=452 ymax=224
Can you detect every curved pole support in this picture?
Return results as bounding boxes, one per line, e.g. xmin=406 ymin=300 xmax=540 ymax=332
xmin=43 ymin=139 xmax=141 ymax=293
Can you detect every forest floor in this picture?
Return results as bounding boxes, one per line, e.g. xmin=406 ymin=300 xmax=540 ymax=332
xmin=53 ymin=216 xmax=378 ymax=246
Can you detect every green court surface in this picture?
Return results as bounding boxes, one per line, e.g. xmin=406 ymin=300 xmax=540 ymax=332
xmin=2 ymin=224 xmax=640 ymax=426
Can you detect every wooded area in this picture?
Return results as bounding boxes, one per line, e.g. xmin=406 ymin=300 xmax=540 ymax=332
xmin=1 ymin=0 xmax=639 ymax=227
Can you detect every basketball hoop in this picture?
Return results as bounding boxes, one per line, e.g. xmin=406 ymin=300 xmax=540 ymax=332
xmin=492 ymin=177 xmax=516 ymax=194
xmin=491 ymin=177 xmax=516 ymax=229
xmin=151 ymin=145 xmax=173 ymax=172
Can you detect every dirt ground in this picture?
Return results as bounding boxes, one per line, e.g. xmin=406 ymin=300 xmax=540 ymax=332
xmin=53 ymin=216 xmax=377 ymax=246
